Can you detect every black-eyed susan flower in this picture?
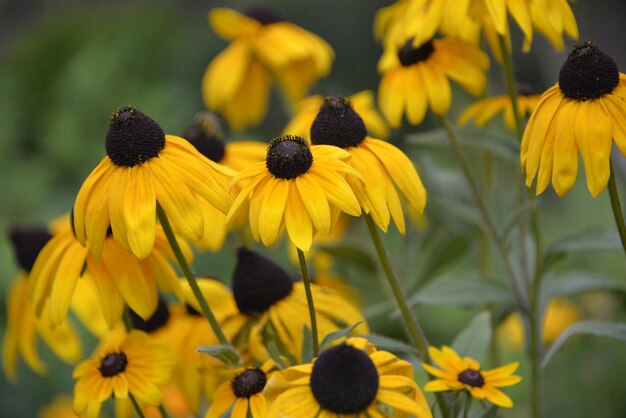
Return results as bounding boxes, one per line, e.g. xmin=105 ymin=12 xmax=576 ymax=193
xmin=458 ymin=86 xmax=541 ymax=131
xmin=284 ymin=91 xmax=389 ymax=141
xmin=203 ymin=7 xmax=334 ymax=131
xmin=29 ymin=215 xmax=191 ymax=328
xmin=521 ymin=43 xmax=626 ymax=197
xmin=3 ymin=226 xmax=82 ymax=383
xmin=378 ymin=37 xmax=489 ymax=127
xmin=205 ymin=360 xmax=275 ymax=418
xmin=310 ymin=97 xmax=427 ymax=234
xmin=266 ymin=337 xmax=432 ymax=417
xmin=182 ymin=112 xmax=267 ymax=251
xmin=227 ymin=135 xmax=362 ymax=251
xmin=73 ymin=106 xmax=234 ymax=260
xmin=422 ymin=346 xmax=522 ymax=408
xmin=73 ymin=330 xmax=175 ymax=418
xmin=220 ymin=248 xmax=368 ymax=363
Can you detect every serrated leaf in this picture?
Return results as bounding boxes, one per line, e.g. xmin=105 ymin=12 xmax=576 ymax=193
xmin=301 ymin=325 xmax=314 ymax=363
xmin=359 ymin=333 xmax=419 ymax=355
xmin=196 ymin=344 xmax=241 ymax=368
xmin=542 ymin=321 xmax=626 ymax=368
xmin=452 ymin=311 xmax=492 ymax=363
xmin=320 ymin=322 xmax=363 ymax=350
xmin=318 ymin=245 xmax=377 ymax=272
xmin=411 ymin=273 xmax=515 ymax=307
xmin=543 ymin=271 xmax=626 ymax=299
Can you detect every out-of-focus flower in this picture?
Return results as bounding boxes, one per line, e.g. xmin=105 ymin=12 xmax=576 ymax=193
xmin=458 ymin=88 xmax=541 ymax=131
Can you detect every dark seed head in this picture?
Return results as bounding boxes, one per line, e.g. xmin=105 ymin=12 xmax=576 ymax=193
xmin=232 ymin=247 xmax=294 ymax=315
xmin=398 ymin=38 xmax=435 ymax=67
xmin=8 ymin=226 xmax=52 ymax=272
xmin=185 ymin=303 xmax=202 ymax=317
xmin=245 ymin=6 xmax=282 ymax=25
xmin=266 ymin=135 xmax=313 ymax=179
xmin=558 ymin=42 xmax=620 ymax=101
xmin=99 ymin=352 xmax=128 ymax=377
xmin=231 ymin=368 xmax=267 ymax=398
xmin=458 ymin=369 xmax=485 ymax=387
xmin=105 ymin=106 xmax=165 ymax=167
xmin=310 ymin=96 xmax=367 ymax=148
xmin=128 ymin=297 xmax=170 ymax=333
xmin=310 ymin=343 xmax=379 ymax=414
xmin=182 ymin=112 xmax=226 ymax=163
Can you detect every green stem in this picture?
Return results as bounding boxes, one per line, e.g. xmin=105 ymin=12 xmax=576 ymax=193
xmin=497 ymin=34 xmax=524 ymax=141
xmin=438 ymin=115 xmax=528 ymax=309
xmin=129 ymin=394 xmax=146 ymax=418
xmin=364 ymin=214 xmax=452 ymax=418
xmin=156 ymin=205 xmax=229 ymax=346
xmin=463 ymin=393 xmax=472 ymax=418
xmin=122 ymin=308 xmax=133 ymax=332
xmin=297 ymin=248 xmax=320 ymax=357
xmin=159 ymin=405 xmax=170 ymax=418
xmin=608 ymin=162 xmax=626 ymax=255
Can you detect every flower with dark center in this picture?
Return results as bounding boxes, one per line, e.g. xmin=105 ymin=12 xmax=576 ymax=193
xmin=398 ymin=38 xmax=434 ymax=66
xmin=99 ymin=351 xmax=128 ymax=377
xmin=265 ymin=337 xmax=430 ymax=417
xmin=521 ymin=42 xmax=626 ymax=197
xmin=310 ymin=96 xmax=367 ymax=148
xmin=8 ymin=226 xmax=52 ymax=272
xmin=182 ymin=112 xmax=226 ymax=163
xmin=231 ymin=368 xmax=268 ymax=398
xmin=423 ymin=345 xmax=522 ymax=408
xmin=265 ymin=135 xmax=313 ymax=179
xmin=128 ymin=297 xmax=170 ymax=333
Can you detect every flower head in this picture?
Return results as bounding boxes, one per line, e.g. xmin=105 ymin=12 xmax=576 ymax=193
xmin=73 ymin=106 xmax=234 ymax=260
xmin=266 ymin=338 xmax=432 ymax=417
xmin=422 ymin=346 xmax=522 ymax=408
xmin=521 ymin=43 xmax=626 ymax=197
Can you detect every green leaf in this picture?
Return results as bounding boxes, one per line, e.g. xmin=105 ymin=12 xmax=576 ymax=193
xmin=452 ymin=311 xmax=492 ymax=363
xmin=266 ymin=340 xmax=290 ymax=369
xmin=502 ymin=201 xmax=537 ymax=241
xmin=318 ymin=245 xmax=377 ymax=272
xmin=320 ymin=322 xmax=363 ymax=350
xmin=481 ymin=405 xmax=499 ymax=418
xmin=360 ymin=333 xmax=419 ymax=355
xmin=417 ymin=234 xmax=471 ymax=282
xmin=196 ymin=344 xmax=241 ymax=368
xmin=543 ymin=271 xmax=626 ymax=299
xmin=542 ymin=321 xmax=626 ymax=368
xmin=411 ymin=273 xmax=515 ymax=307
xmin=547 ymin=228 xmax=622 ymax=257
xmin=300 ymin=325 xmax=314 ymax=363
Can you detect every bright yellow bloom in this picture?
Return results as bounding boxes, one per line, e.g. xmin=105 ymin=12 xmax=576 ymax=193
xmin=73 ymin=330 xmax=175 ymax=418
xmin=521 ymin=43 xmax=626 ymax=197
xmin=284 ymin=91 xmax=389 ymax=141
xmin=73 ymin=106 xmax=234 ymax=260
xmin=203 ymin=7 xmax=334 ymax=131
xmin=266 ymin=338 xmax=432 ymax=417
xmin=459 ymin=90 xmax=541 ymax=131
xmin=423 ymin=346 xmax=522 ymax=408
xmin=378 ymin=37 xmax=489 ymax=127
xmin=227 ymin=135 xmax=363 ymax=251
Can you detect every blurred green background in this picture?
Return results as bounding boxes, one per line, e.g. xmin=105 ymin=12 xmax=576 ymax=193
xmin=1 ymin=0 xmax=626 ymax=417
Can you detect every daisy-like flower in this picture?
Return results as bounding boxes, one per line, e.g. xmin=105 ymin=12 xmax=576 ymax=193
xmin=203 ymin=7 xmax=334 ymax=131
xmin=220 ymin=248 xmax=368 ymax=363
xmin=3 ymin=227 xmax=82 ymax=383
xmin=422 ymin=346 xmax=522 ymax=408
xmin=227 ymin=135 xmax=363 ymax=251
xmin=29 ymin=215 xmax=191 ymax=328
xmin=378 ymin=36 xmax=489 ymax=127
xmin=283 ymin=91 xmax=389 ymax=141
xmin=266 ymin=337 xmax=432 ymax=417
xmin=182 ymin=112 xmax=267 ymax=251
xmin=205 ymin=360 xmax=275 ymax=418
xmin=310 ymin=97 xmax=427 ymax=233
xmin=521 ymin=43 xmax=626 ymax=197
xmin=73 ymin=330 xmax=175 ymax=418
xmin=73 ymin=106 xmax=234 ymax=260
xmin=458 ymin=85 xmax=541 ymax=131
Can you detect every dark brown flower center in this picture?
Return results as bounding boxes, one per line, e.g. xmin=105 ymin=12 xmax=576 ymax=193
xmin=558 ymin=42 xmax=619 ymax=101
xmin=398 ymin=38 xmax=435 ymax=67
xmin=231 ymin=368 xmax=267 ymax=398
xmin=128 ymin=297 xmax=170 ymax=333
xmin=105 ymin=106 xmax=165 ymax=167
xmin=8 ymin=226 xmax=52 ymax=272
xmin=99 ymin=352 xmax=128 ymax=377
xmin=458 ymin=369 xmax=484 ymax=387
xmin=310 ymin=343 xmax=379 ymax=414
xmin=182 ymin=112 xmax=225 ymax=163
xmin=310 ymin=96 xmax=367 ymax=148
xmin=265 ymin=135 xmax=313 ymax=179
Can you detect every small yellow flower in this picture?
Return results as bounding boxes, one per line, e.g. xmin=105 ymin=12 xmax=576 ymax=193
xmin=458 ymin=91 xmax=541 ymax=131
xmin=423 ymin=346 xmax=522 ymax=408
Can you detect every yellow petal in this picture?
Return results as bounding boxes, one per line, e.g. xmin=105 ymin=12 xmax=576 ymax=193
xmin=285 ymin=183 xmax=314 ymax=251
xmin=208 ymin=8 xmax=261 ymax=40
xmin=123 ymin=166 xmax=156 ymax=259
xmin=259 ymin=178 xmax=289 ymax=246
xmin=295 ymin=174 xmax=331 ymax=235
xmin=575 ymin=100 xmax=612 ymax=197
xmin=551 ymin=100 xmax=580 ymax=196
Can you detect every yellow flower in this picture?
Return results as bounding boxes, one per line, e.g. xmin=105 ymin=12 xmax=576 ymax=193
xmin=73 ymin=106 xmax=234 ymax=260
xmin=29 ymin=215 xmax=191 ymax=328
xmin=205 ymin=360 xmax=275 ymax=418
xmin=227 ymin=135 xmax=363 ymax=251
xmin=423 ymin=346 xmax=522 ymax=408
xmin=521 ymin=43 xmax=626 ymax=197
xmin=310 ymin=97 xmax=427 ymax=233
xmin=284 ymin=91 xmax=389 ymax=141
xmin=3 ymin=227 xmax=82 ymax=383
xmin=458 ymin=90 xmax=541 ymax=131
xmin=73 ymin=330 xmax=175 ymax=418
xmin=220 ymin=248 xmax=369 ymax=363
xmin=39 ymin=395 xmax=80 ymax=418
xmin=378 ymin=37 xmax=489 ymax=127
xmin=203 ymin=7 xmax=334 ymax=131
xmin=266 ymin=337 xmax=432 ymax=417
